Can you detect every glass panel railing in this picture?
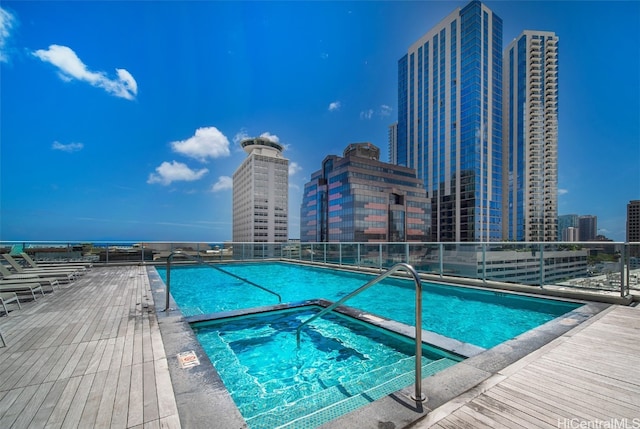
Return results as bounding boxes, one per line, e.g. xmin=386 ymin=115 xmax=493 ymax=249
xmin=2 ymin=240 xmax=637 ymax=298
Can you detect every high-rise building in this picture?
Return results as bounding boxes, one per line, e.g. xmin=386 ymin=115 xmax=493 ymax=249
xmin=578 ymin=215 xmax=597 ymax=241
xmin=558 ymin=214 xmax=579 ymax=241
xmin=503 ymin=30 xmax=559 ymax=242
xmin=396 ymin=0 xmax=503 ymax=242
xmin=232 ymin=137 xmax=289 ymax=246
xmin=627 ymin=200 xmax=640 ymax=257
xmin=300 ymin=142 xmax=430 ymax=242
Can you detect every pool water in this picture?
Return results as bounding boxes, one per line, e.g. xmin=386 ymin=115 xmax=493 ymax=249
xmin=158 ymin=262 xmax=580 ymax=349
xmin=192 ymin=307 xmax=461 ymax=429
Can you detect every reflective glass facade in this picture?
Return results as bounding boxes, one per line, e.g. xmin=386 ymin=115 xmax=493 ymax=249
xmin=503 ymin=31 xmax=559 ymax=242
xmin=397 ymin=0 xmax=503 ymax=242
xmin=300 ymin=143 xmax=430 ymax=242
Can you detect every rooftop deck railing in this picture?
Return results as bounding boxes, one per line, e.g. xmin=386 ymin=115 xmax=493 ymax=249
xmin=2 ymin=241 xmax=638 ymax=298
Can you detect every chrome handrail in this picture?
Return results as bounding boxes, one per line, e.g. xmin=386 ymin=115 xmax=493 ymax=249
xmin=164 ymin=251 xmax=282 ymax=312
xmin=295 ymin=262 xmax=426 ymax=402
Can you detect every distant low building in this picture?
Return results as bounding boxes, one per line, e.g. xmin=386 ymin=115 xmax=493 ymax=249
xmin=300 ymin=142 xmax=430 ymax=242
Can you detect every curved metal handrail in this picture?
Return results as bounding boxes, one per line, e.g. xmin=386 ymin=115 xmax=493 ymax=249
xmin=163 ymin=251 xmax=282 ymax=312
xmin=295 ymin=262 xmax=426 ymax=402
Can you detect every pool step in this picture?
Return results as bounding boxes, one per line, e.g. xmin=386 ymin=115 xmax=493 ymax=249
xmin=245 ymin=357 xmax=458 ymax=429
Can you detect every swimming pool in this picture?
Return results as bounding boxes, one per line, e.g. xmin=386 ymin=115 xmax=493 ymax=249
xmin=157 ymin=261 xmax=580 ymax=349
xmin=192 ymin=306 xmax=462 ymax=429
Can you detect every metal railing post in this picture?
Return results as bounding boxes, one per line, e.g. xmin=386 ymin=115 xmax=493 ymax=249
xmin=482 ymin=243 xmax=486 ymax=283
xmin=621 ymin=243 xmax=627 ymax=298
xmin=439 ymin=243 xmax=444 ymax=278
xmin=165 ymin=254 xmax=172 ymax=311
xmin=295 ymin=263 xmax=425 ymax=402
xmin=163 ymin=250 xmax=281 ymax=306
xmin=539 ymin=243 xmax=545 ymax=288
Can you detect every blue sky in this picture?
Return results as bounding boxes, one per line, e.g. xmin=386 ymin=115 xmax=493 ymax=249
xmin=1 ymin=1 xmax=638 ymax=242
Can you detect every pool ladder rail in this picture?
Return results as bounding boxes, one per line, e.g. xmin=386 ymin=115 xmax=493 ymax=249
xmin=163 ymin=250 xmax=282 ymax=312
xmin=295 ymin=262 xmax=426 ymax=402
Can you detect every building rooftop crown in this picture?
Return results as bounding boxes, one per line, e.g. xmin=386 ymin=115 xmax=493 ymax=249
xmin=240 ymin=137 xmax=284 ymax=154
xmin=343 ymin=142 xmax=380 ymax=160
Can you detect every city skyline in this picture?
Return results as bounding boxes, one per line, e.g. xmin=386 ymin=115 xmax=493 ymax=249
xmin=1 ymin=1 xmax=638 ymax=242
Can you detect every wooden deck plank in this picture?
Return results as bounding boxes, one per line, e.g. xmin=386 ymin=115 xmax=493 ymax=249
xmin=84 ymin=339 xmax=108 ymax=375
xmin=57 ymin=341 xmax=89 ymax=380
xmin=0 ymin=384 xmax=40 ymax=428
xmin=526 ymin=361 xmax=640 ymax=407
xmin=127 ymin=363 xmax=144 ymax=427
xmin=110 ymin=363 xmax=131 ymax=429
xmin=143 ymin=361 xmax=159 ymax=423
xmin=43 ymin=375 xmax=82 ymax=428
xmin=486 ymin=385 xmax=567 ymax=427
xmin=78 ymin=370 xmax=109 ymax=428
xmin=26 ymin=378 xmax=69 ymax=429
xmin=471 ymin=394 xmax=548 ymax=428
xmin=28 ymin=346 xmax=69 ymax=386
xmin=158 ymin=414 xmax=181 ymax=429
xmin=10 ymin=381 xmax=55 ymax=429
xmin=2 ymin=347 xmax=49 ymax=391
xmin=0 ymin=387 xmax=24 ymax=421
xmin=44 ymin=344 xmax=86 ymax=382
xmin=60 ymin=372 xmax=96 ymax=429
xmin=93 ymin=367 xmax=120 ymax=429
xmin=417 ymin=305 xmax=640 ymax=429
xmin=155 ymin=358 xmax=178 ymax=419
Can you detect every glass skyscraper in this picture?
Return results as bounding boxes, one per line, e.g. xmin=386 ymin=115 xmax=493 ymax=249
xmin=300 ymin=143 xmax=430 ymax=242
xmin=503 ymin=31 xmax=559 ymax=242
xmin=396 ymin=0 xmax=503 ymax=242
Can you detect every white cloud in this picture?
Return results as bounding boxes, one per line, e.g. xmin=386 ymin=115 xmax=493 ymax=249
xmin=288 ymin=161 xmax=302 ymax=176
xmin=558 ymin=188 xmax=569 ymax=196
xmin=260 ymin=132 xmax=280 ymax=143
xmin=360 ymin=109 xmax=374 ymax=120
xmin=233 ymin=129 xmax=250 ymax=145
xmin=0 ymin=7 xmax=16 ymax=63
xmin=211 ymin=176 xmax=233 ymax=192
xmin=328 ymin=101 xmax=341 ymax=112
xmin=33 ymin=44 xmax=138 ymax=100
xmin=52 ymin=141 xmax=84 ymax=153
xmin=147 ymin=161 xmax=208 ymax=186
xmin=171 ymin=127 xmax=230 ymax=162
xmin=379 ymin=104 xmax=392 ymax=116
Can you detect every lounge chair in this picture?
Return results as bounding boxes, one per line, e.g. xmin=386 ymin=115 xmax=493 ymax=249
xmin=19 ymin=252 xmax=93 ymax=270
xmin=0 ymin=292 xmax=21 ymax=315
xmin=0 ymin=283 xmax=45 ymax=301
xmin=2 ymin=254 xmax=82 ymax=278
xmin=0 ymin=263 xmax=75 ymax=283
xmin=0 ymin=277 xmax=60 ymax=292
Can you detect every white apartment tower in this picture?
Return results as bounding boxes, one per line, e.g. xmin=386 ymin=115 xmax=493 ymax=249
xmin=503 ymin=30 xmax=559 ymax=242
xmin=232 ymin=137 xmax=289 ymax=244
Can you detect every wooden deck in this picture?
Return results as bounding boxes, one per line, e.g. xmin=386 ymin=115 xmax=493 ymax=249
xmin=414 ymin=304 xmax=640 ymax=428
xmin=1 ymin=265 xmax=639 ymax=429
xmin=0 ymin=265 xmax=180 ymax=429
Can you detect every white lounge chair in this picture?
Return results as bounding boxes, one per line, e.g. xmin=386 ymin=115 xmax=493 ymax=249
xmin=0 ymin=277 xmax=60 ymax=292
xmin=0 ymin=263 xmax=75 ymax=283
xmin=19 ymin=252 xmax=92 ymax=270
xmin=0 ymin=283 xmax=45 ymax=301
xmin=2 ymin=254 xmax=82 ymax=277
